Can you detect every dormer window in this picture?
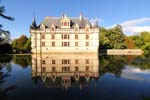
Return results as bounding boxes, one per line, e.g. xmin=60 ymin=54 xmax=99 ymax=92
xmin=51 ymin=24 xmax=55 ymax=31
xmin=85 ymin=24 xmax=90 ymax=32
xmin=61 ymin=14 xmax=70 ymax=28
xmin=40 ymin=24 xmax=45 ymax=30
xmin=74 ymin=23 xmax=79 ymax=31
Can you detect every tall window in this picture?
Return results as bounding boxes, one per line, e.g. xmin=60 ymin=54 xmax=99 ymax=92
xmin=86 ymin=34 xmax=89 ymax=39
xmin=52 ymin=27 xmax=54 ymax=31
xmin=62 ymin=59 xmax=70 ymax=64
xmin=75 ymin=35 xmax=78 ymax=39
xmin=64 ymin=22 xmax=67 ymax=26
xmin=42 ymin=67 xmax=46 ymax=72
xmin=42 ymin=34 xmax=45 ymax=39
xmin=62 ymin=34 xmax=69 ymax=39
xmin=75 ymin=60 xmax=78 ymax=64
xmin=52 ymin=60 xmax=55 ymax=64
xmin=62 ymin=42 xmax=69 ymax=46
xmin=75 ymin=42 xmax=78 ymax=46
xmin=62 ymin=67 xmax=70 ymax=72
xmin=52 ymin=34 xmax=55 ymax=39
xmin=75 ymin=66 xmax=78 ymax=72
xmin=64 ymin=34 xmax=67 ymax=39
xmin=86 ymin=59 xmax=89 ymax=64
xmin=42 ymin=60 xmax=46 ymax=64
xmin=86 ymin=66 xmax=89 ymax=71
xmin=42 ymin=42 xmax=45 ymax=46
xmin=52 ymin=67 xmax=55 ymax=72
xmin=52 ymin=42 xmax=55 ymax=46
xmin=86 ymin=42 xmax=89 ymax=46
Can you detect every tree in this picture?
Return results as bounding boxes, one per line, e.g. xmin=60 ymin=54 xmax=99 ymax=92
xmin=128 ymin=31 xmax=150 ymax=57
xmin=0 ymin=2 xmax=14 ymax=28
xmin=24 ymin=37 xmax=31 ymax=51
xmin=0 ymin=1 xmax=14 ymax=46
xmin=11 ymin=35 xmax=31 ymax=53
xmin=99 ymin=25 xmax=127 ymax=49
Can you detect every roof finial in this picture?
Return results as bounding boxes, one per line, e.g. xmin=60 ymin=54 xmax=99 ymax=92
xmin=64 ymin=13 xmax=67 ymax=18
xmin=62 ymin=13 xmax=65 ymax=18
xmin=79 ymin=13 xmax=83 ymax=21
xmin=31 ymin=13 xmax=37 ymax=28
xmin=94 ymin=17 xmax=98 ymax=27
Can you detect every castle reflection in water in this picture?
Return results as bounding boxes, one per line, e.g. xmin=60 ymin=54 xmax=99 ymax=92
xmin=31 ymin=53 xmax=99 ymax=89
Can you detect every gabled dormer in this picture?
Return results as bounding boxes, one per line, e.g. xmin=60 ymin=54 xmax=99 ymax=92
xmin=61 ymin=14 xmax=70 ymax=28
xmin=85 ymin=23 xmax=90 ymax=32
xmin=40 ymin=24 xmax=45 ymax=30
xmin=74 ymin=23 xmax=79 ymax=31
xmin=51 ymin=24 xmax=55 ymax=31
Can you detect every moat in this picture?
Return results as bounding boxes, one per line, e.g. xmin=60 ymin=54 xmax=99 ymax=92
xmin=0 ymin=54 xmax=150 ymax=100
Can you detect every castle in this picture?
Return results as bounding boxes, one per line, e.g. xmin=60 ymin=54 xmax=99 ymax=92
xmin=30 ymin=13 xmax=99 ymax=53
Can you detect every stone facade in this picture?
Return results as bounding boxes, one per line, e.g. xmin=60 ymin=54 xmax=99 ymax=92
xmin=30 ymin=14 xmax=99 ymax=53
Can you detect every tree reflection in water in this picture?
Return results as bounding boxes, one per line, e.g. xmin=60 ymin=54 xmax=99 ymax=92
xmin=99 ymin=55 xmax=150 ymax=77
xmin=13 ymin=55 xmax=31 ymax=68
xmin=0 ymin=55 xmax=16 ymax=100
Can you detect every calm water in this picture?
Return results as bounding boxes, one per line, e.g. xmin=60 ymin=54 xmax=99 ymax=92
xmin=0 ymin=54 xmax=150 ymax=100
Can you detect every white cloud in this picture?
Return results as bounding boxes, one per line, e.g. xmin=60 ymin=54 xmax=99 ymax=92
xmin=108 ymin=18 xmax=150 ymax=35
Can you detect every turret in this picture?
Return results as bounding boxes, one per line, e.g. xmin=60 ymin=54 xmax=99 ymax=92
xmin=30 ymin=17 xmax=37 ymax=29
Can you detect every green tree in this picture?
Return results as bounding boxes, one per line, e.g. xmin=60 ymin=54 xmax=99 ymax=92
xmin=11 ymin=35 xmax=31 ymax=53
xmin=17 ymin=35 xmax=28 ymax=50
xmin=24 ymin=37 xmax=31 ymax=51
xmin=99 ymin=25 xmax=127 ymax=49
xmin=128 ymin=31 xmax=150 ymax=57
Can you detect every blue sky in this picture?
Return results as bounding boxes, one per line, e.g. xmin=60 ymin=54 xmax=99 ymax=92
xmin=1 ymin=0 xmax=150 ymax=39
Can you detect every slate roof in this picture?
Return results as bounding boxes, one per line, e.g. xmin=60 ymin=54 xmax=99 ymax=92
xmin=40 ymin=16 xmax=92 ymax=29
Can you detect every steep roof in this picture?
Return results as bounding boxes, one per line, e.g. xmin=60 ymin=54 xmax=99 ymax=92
xmin=40 ymin=16 xmax=92 ymax=29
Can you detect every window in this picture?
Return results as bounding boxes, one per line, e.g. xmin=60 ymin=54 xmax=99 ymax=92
xmin=52 ymin=42 xmax=55 ymax=46
xmin=42 ymin=42 xmax=45 ymax=46
xmin=75 ymin=35 xmax=78 ymax=39
xmin=75 ymin=60 xmax=78 ymax=64
xmin=75 ymin=42 xmax=78 ymax=46
xmin=86 ymin=66 xmax=89 ymax=71
xmin=52 ymin=34 xmax=55 ymax=39
xmin=52 ymin=60 xmax=55 ymax=64
xmin=64 ymin=22 xmax=67 ymax=26
xmin=42 ymin=60 xmax=46 ymax=64
xmin=62 ymin=59 xmax=70 ymax=64
xmin=62 ymin=67 xmax=70 ymax=72
xmin=42 ymin=67 xmax=46 ymax=72
xmin=64 ymin=34 xmax=67 ymax=39
xmin=75 ymin=28 xmax=78 ymax=31
xmin=86 ymin=42 xmax=89 ymax=46
xmin=86 ymin=59 xmax=89 ymax=64
xmin=86 ymin=34 xmax=89 ymax=39
xmin=75 ymin=66 xmax=78 ymax=72
xmin=62 ymin=34 xmax=69 ymax=39
xmin=62 ymin=42 xmax=69 ymax=46
xmin=52 ymin=27 xmax=54 ymax=31
xmin=42 ymin=34 xmax=45 ymax=39
xmin=64 ymin=42 xmax=68 ymax=46
xmin=52 ymin=67 xmax=55 ymax=72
